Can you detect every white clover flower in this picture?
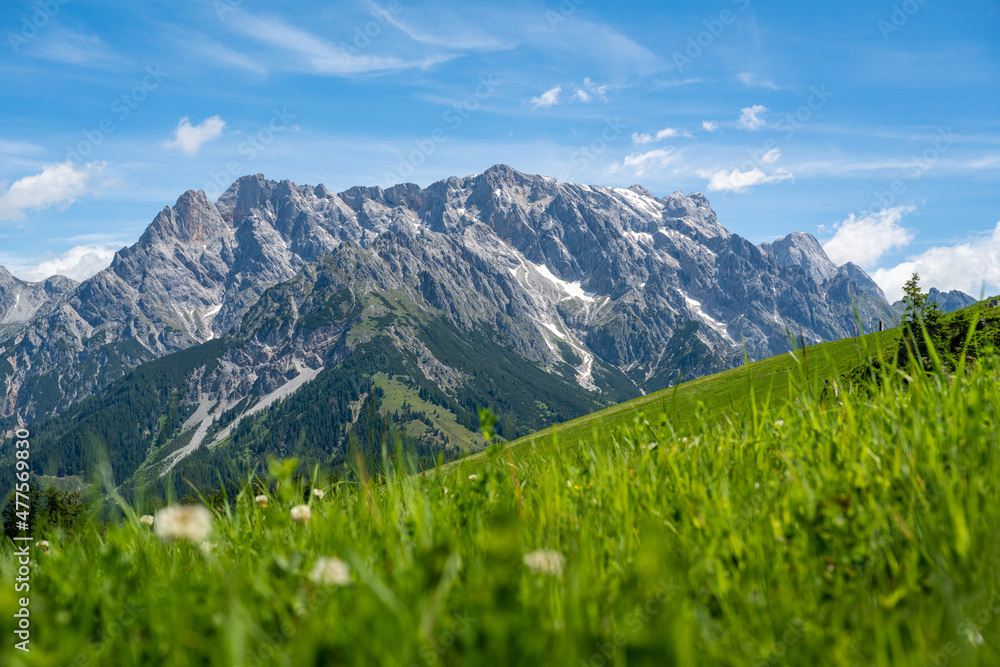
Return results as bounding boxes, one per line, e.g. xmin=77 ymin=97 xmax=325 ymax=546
xmin=313 ymin=488 xmax=325 ymax=500
xmin=154 ymin=505 xmax=213 ymax=543
xmin=309 ymin=556 xmax=351 ymax=586
xmin=468 ymin=474 xmax=479 ymax=481
xmin=290 ymin=504 xmax=312 ymax=523
xmin=37 ymin=540 xmax=50 ymax=553
xmin=254 ymin=494 xmax=269 ymax=508
xmin=523 ymin=549 xmax=565 ymax=576
xmin=774 ymin=420 xmax=784 ymax=427
xmin=139 ymin=515 xmax=155 ymax=526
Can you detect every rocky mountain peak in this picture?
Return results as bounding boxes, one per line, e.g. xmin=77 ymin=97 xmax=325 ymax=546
xmin=762 ymin=231 xmax=839 ymax=286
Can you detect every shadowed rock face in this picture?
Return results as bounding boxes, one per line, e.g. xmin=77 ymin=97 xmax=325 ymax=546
xmin=0 ymin=164 xmax=898 ymax=419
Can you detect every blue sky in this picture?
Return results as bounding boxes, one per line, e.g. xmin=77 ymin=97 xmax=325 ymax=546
xmin=1 ymin=0 xmax=998 ymax=301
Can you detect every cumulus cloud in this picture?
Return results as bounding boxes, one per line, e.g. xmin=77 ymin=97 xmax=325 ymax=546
xmin=872 ymin=222 xmax=1000 ymax=302
xmin=608 ymin=148 xmax=679 ymax=177
xmin=696 ymin=167 xmax=792 ymax=193
xmin=631 ymin=127 xmax=689 ymax=145
xmin=531 ymin=85 xmax=562 ymax=109
xmin=0 ymin=161 xmax=103 ymax=221
xmin=702 ymin=121 xmax=719 ymax=132
xmin=738 ymin=105 xmax=768 ymax=131
xmin=163 ymin=116 xmax=227 ymax=156
xmin=572 ymin=77 xmax=610 ymax=103
xmin=822 ymin=206 xmax=916 ymax=268
xmin=11 ymin=243 xmax=119 ymax=282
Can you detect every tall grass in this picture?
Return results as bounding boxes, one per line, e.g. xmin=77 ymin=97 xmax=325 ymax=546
xmin=3 ymin=344 xmax=1000 ymax=666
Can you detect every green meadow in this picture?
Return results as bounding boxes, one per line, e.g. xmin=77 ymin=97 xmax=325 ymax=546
xmin=3 ymin=303 xmax=1000 ymax=665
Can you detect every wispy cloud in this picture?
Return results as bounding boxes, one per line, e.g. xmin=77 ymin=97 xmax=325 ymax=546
xmin=163 ymin=116 xmax=227 ymax=156
xmin=531 ymin=85 xmax=562 ymax=109
xmin=738 ymin=105 xmax=768 ymax=131
xmin=372 ymin=3 xmax=515 ymax=51
xmin=608 ymin=148 xmax=680 ymax=177
xmin=29 ymin=27 xmax=119 ymax=67
xmin=229 ymin=12 xmax=451 ymax=75
xmin=697 ymin=166 xmax=792 ymax=193
xmin=736 ymin=72 xmax=781 ymax=90
xmin=0 ymin=161 xmax=103 ymax=221
xmin=822 ymin=206 xmax=916 ymax=268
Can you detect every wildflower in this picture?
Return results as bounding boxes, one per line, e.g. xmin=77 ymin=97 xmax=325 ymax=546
xmin=309 ymin=556 xmax=351 ymax=586
xmin=774 ymin=420 xmax=784 ymax=427
xmin=468 ymin=474 xmax=479 ymax=481
xmin=200 ymin=541 xmax=216 ymax=556
xmin=566 ymin=480 xmax=573 ymax=488
xmin=442 ymin=487 xmax=449 ymax=496
xmin=523 ymin=550 xmax=565 ymax=576
xmin=139 ymin=515 xmax=155 ymax=526
xmin=681 ymin=437 xmax=688 ymax=444
xmin=154 ymin=505 xmax=213 ymax=543
xmin=37 ymin=540 xmax=50 ymax=554
xmin=255 ymin=494 xmax=269 ymax=508
xmin=290 ymin=504 xmax=312 ymax=523
xmin=755 ymin=482 xmax=760 ymax=489
xmin=313 ymin=488 xmax=325 ymax=500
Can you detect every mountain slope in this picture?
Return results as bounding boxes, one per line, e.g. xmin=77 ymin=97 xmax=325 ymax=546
xmin=2 ymin=166 xmax=894 ymax=422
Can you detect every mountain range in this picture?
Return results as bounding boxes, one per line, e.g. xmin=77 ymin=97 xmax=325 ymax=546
xmin=2 ymin=165 xmax=960 ymax=494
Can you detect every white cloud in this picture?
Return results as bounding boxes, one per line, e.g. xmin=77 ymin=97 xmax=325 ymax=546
xmin=0 ymin=161 xmax=103 ymax=221
xmin=10 ymin=243 xmax=119 ymax=282
xmin=702 ymin=121 xmax=719 ymax=132
xmin=872 ymin=222 xmax=1000 ymax=302
xmin=631 ymin=127 xmax=688 ymax=145
xmin=531 ymin=85 xmax=562 ymax=109
xmin=608 ymin=148 xmax=679 ymax=177
xmin=696 ymin=167 xmax=792 ymax=193
xmin=574 ymin=89 xmax=592 ymax=103
xmin=163 ymin=116 xmax=227 ymax=156
xmin=738 ymin=105 xmax=768 ymax=131
xmin=30 ymin=28 xmax=118 ymax=67
xmin=761 ymin=148 xmax=781 ymax=164
xmin=822 ymin=206 xmax=916 ymax=269
xmin=736 ymin=72 xmax=780 ymax=90
xmin=230 ymin=12 xmax=449 ymax=75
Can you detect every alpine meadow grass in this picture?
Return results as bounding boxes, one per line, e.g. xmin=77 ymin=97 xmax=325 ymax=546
xmin=3 ymin=340 xmax=1000 ymax=666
